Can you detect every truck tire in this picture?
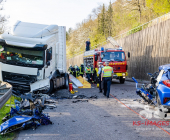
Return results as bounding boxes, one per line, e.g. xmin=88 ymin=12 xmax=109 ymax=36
xmin=64 ymin=73 xmax=69 ymax=89
xmin=119 ymin=76 xmax=125 ymax=84
xmin=44 ymin=80 xmax=54 ymax=94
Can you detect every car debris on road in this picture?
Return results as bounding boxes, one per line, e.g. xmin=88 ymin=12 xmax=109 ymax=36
xmin=0 ymin=91 xmax=55 ymax=135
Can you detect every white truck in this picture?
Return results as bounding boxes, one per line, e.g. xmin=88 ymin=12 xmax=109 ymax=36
xmin=0 ymin=21 xmax=68 ymax=94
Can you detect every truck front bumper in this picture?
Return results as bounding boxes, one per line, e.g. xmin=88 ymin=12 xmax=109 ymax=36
xmin=113 ymin=72 xmax=128 ymax=78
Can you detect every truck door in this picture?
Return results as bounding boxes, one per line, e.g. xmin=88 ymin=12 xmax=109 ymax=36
xmin=45 ymin=47 xmax=53 ymax=78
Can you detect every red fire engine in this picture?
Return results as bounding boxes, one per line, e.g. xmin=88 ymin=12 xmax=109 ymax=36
xmin=83 ymin=46 xmax=130 ymax=84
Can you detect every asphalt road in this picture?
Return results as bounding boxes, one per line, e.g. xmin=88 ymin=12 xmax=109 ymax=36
xmin=16 ymin=80 xmax=170 ymax=140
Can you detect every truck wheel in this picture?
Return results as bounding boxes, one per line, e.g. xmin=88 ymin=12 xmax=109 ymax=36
xmin=64 ymin=73 xmax=69 ymax=89
xmin=119 ymin=77 xmax=125 ymax=84
xmin=44 ymin=80 xmax=54 ymax=94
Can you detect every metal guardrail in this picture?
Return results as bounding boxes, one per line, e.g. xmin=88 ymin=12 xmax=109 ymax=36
xmin=0 ymin=82 xmax=12 ymax=109
xmin=67 ymin=12 xmax=170 ymax=59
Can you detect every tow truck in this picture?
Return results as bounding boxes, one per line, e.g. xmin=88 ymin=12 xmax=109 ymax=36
xmin=83 ymin=37 xmax=130 ymax=84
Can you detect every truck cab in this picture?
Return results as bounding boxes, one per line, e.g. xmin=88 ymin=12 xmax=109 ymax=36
xmin=0 ymin=21 xmax=68 ymax=93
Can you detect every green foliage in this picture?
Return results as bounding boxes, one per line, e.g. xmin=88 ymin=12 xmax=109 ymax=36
xmin=66 ymin=0 xmax=170 ymax=58
xmin=128 ymin=23 xmax=142 ymax=35
xmin=146 ymin=0 xmax=170 ymax=15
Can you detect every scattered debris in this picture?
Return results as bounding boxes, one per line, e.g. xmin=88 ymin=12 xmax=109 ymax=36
xmin=45 ymin=99 xmax=58 ymax=104
xmin=72 ymin=100 xmax=89 ymax=103
xmin=45 ymin=104 xmax=57 ymax=109
xmin=0 ymin=105 xmax=52 ymax=135
xmin=0 ymin=91 xmax=54 ymax=135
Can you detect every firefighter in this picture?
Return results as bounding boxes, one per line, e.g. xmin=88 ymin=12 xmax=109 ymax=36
xmin=68 ymin=65 xmax=74 ymax=75
xmin=73 ymin=65 xmax=79 ymax=77
xmin=101 ymin=61 xmax=114 ymax=98
xmin=91 ymin=64 xmax=94 ymax=82
xmin=72 ymin=65 xmax=76 ymax=77
xmin=98 ymin=62 xmax=104 ymax=93
xmin=79 ymin=64 xmax=85 ymax=77
xmin=75 ymin=65 xmax=80 ymax=77
xmin=85 ymin=64 xmax=91 ymax=82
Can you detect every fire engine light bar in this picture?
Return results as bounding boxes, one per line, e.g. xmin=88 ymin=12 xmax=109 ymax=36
xmin=118 ymin=47 xmax=122 ymax=50
xmin=101 ymin=47 xmax=104 ymax=51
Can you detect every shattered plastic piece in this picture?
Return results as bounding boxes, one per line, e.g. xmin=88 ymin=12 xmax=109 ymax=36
xmin=14 ymin=100 xmax=21 ymax=105
xmin=21 ymin=93 xmax=34 ymax=102
xmin=73 ymin=95 xmax=78 ymax=99
xmin=45 ymin=99 xmax=58 ymax=104
xmin=45 ymin=104 xmax=57 ymax=109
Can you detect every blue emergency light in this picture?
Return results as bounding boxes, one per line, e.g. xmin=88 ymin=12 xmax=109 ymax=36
xmin=118 ymin=47 xmax=122 ymax=50
xmin=101 ymin=47 xmax=104 ymax=51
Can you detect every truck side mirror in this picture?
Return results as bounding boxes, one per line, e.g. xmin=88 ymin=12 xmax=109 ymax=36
xmin=95 ymin=55 xmax=98 ymax=61
xmin=47 ymin=61 xmax=50 ymax=66
xmin=128 ymin=52 xmax=130 ymax=58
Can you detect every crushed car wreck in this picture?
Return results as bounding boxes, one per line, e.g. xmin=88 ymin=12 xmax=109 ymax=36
xmin=0 ymin=92 xmax=53 ymax=135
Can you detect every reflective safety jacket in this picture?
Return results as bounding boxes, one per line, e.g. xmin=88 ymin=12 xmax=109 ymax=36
xmin=68 ymin=67 xmax=74 ymax=75
xmin=76 ymin=68 xmax=80 ymax=77
xmin=86 ymin=67 xmax=91 ymax=74
xmin=79 ymin=66 xmax=84 ymax=74
xmin=102 ymin=66 xmax=113 ymax=77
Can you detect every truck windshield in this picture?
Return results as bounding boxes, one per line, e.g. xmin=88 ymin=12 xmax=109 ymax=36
xmin=0 ymin=46 xmax=44 ymax=68
xmin=101 ymin=52 xmax=125 ymax=62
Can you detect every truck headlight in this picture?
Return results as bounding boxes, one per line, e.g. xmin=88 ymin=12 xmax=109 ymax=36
xmin=122 ymin=73 xmax=126 ymax=76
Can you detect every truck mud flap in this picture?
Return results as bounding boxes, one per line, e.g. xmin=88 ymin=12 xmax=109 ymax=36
xmin=30 ymin=79 xmax=50 ymax=92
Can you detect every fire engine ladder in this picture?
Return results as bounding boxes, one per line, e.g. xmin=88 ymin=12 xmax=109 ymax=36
xmin=107 ymin=36 xmax=120 ymax=48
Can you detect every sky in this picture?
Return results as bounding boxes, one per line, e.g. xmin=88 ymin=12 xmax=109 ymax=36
xmin=2 ymin=0 xmax=112 ymax=31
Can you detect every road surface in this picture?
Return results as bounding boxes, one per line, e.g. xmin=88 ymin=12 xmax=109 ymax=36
xmin=15 ymin=80 xmax=170 ymax=140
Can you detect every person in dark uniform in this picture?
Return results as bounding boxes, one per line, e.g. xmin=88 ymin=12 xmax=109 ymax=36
xmin=101 ymin=61 xmax=114 ymax=98
xmin=75 ymin=65 xmax=80 ymax=77
xmin=73 ymin=65 xmax=77 ymax=77
xmin=91 ymin=64 xmax=94 ymax=83
xmin=98 ymin=62 xmax=104 ymax=93
xmin=79 ymin=64 xmax=85 ymax=77
xmin=85 ymin=38 xmax=91 ymax=51
xmin=68 ymin=65 xmax=74 ymax=75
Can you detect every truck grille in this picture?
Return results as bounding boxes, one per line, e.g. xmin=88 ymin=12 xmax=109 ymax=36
xmin=2 ymin=71 xmax=37 ymax=92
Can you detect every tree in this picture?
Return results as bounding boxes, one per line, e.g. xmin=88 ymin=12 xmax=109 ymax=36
xmin=106 ymin=1 xmax=113 ymax=37
xmin=146 ymin=0 xmax=170 ymax=15
xmin=124 ymin=0 xmax=146 ymax=23
xmin=0 ymin=0 xmax=8 ymax=34
xmin=98 ymin=4 xmax=106 ymax=35
xmin=66 ymin=0 xmax=170 ymax=58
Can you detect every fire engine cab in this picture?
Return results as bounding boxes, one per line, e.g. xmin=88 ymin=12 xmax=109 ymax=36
xmin=83 ymin=46 xmax=130 ymax=84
